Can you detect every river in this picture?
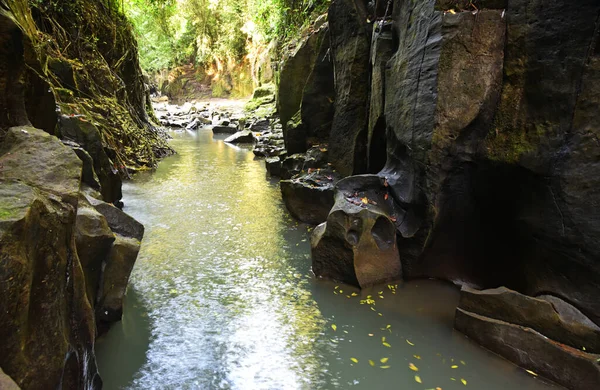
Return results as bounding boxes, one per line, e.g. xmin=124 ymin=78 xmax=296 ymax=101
xmin=96 ymin=129 xmax=557 ymax=389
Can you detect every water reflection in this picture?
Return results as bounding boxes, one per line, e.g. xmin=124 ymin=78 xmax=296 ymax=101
xmin=96 ymin=131 xmax=557 ymax=390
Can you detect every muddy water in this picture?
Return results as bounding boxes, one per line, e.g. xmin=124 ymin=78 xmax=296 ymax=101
xmin=96 ymin=130 xmax=557 ymax=390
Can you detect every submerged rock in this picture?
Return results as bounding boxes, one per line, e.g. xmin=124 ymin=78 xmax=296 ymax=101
xmin=455 ymin=307 xmax=600 ymax=390
xmin=224 ymin=130 xmax=255 ymax=144
xmin=311 ymin=175 xmax=402 ymax=287
xmin=212 ymin=125 xmax=238 ymax=134
xmin=457 ymin=286 xmax=600 ymax=353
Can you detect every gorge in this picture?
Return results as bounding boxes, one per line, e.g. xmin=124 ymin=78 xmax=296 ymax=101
xmin=1 ymin=0 xmax=599 ymax=389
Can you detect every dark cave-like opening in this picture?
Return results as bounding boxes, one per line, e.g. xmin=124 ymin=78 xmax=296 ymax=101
xmin=368 ymin=116 xmax=387 ymax=173
xmin=420 ymin=161 xmax=551 ymax=290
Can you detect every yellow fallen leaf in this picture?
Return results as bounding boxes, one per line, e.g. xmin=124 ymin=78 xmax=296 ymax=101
xmin=380 ymin=357 xmax=389 ymax=363
xmin=378 ymin=313 xmax=383 ymax=316
xmin=361 ymin=197 xmax=369 ymax=204
xmin=331 ymin=324 xmax=337 ymax=331
xmin=369 ymin=360 xmax=375 ymax=366
xmin=406 ymin=339 xmax=415 ymax=346
xmin=461 ymin=378 xmax=467 ymax=385
xmin=451 ymin=365 xmax=458 ymax=369
xmin=409 ymin=363 xmax=419 ymax=371
xmin=414 ymin=355 xmax=421 ymax=360
xmin=380 ymin=365 xmax=390 ymax=369
xmin=383 ymin=342 xmax=391 ymax=348
xmin=460 ymin=360 xmax=466 ymax=365
xmin=415 ymin=375 xmax=422 ymax=383
xmin=351 ymin=292 xmax=358 ymax=297
xmin=350 ymin=357 xmax=358 ymax=363
xmin=382 ymin=336 xmax=386 ymax=342
xmin=525 ymin=370 xmax=538 ymax=377
xmin=368 ymin=333 xmax=374 ymax=336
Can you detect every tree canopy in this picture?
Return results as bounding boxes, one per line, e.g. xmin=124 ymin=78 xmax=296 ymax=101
xmin=124 ymin=0 xmax=330 ymax=72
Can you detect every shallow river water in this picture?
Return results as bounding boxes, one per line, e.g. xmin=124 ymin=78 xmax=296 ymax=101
xmin=96 ymin=130 xmax=557 ymax=390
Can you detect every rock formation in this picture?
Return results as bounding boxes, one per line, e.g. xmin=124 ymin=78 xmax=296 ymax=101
xmin=268 ymin=0 xmax=600 ymax=386
xmin=0 ymin=0 xmax=163 ymax=387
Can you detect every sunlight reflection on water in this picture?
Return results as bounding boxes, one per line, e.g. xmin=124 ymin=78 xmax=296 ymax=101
xmin=96 ymin=131 xmax=557 ymax=390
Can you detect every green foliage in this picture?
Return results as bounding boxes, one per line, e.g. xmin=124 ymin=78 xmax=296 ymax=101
xmin=124 ymin=0 xmax=330 ymax=73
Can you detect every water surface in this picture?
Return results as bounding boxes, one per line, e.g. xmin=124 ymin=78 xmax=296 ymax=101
xmin=96 ymin=130 xmax=557 ymax=390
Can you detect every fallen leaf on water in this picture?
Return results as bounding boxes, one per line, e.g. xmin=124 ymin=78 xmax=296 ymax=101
xmin=461 ymin=378 xmax=467 ymax=385
xmin=331 ymin=324 xmax=337 ymax=331
xmin=451 ymin=365 xmax=458 ymax=369
xmin=350 ymin=357 xmax=358 ymax=363
xmin=382 ymin=336 xmax=386 ymax=342
xmin=381 ymin=357 xmax=389 ymax=363
xmin=460 ymin=360 xmax=466 ymax=365
xmin=368 ymin=333 xmax=374 ymax=336
xmin=369 ymin=360 xmax=375 ymax=366
xmin=406 ymin=339 xmax=415 ymax=346
xmin=383 ymin=342 xmax=391 ymax=348
xmin=380 ymin=365 xmax=390 ymax=369
xmin=351 ymin=292 xmax=358 ymax=297
xmin=409 ymin=363 xmax=419 ymax=372
xmin=525 ymin=370 xmax=538 ymax=377
xmin=343 ymin=330 xmax=348 ymax=334
xmin=378 ymin=313 xmax=383 ymax=316
xmin=414 ymin=355 xmax=421 ymax=360
xmin=415 ymin=375 xmax=422 ymax=384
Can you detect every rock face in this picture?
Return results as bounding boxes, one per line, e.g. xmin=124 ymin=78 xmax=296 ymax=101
xmin=0 ymin=127 xmax=100 ymax=390
xmin=311 ymin=175 xmax=402 ymax=287
xmin=278 ymin=24 xmax=329 ymax=144
xmin=266 ymin=1 xmax=600 ymax=382
xmin=60 ymin=115 xmax=123 ymax=204
xmin=327 ymin=0 xmax=371 ymax=176
xmin=455 ymin=287 xmax=600 ymax=390
xmin=0 ymin=127 xmax=144 ymax=389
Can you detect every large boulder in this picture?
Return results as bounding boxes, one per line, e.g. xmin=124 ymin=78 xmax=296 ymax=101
xmin=87 ymin=196 xmax=144 ymax=241
xmin=311 ymin=175 xmax=402 ymax=287
xmin=328 ymin=0 xmax=371 ymax=176
xmin=455 ymin=307 xmax=600 ymax=390
xmin=96 ymin=235 xmax=141 ymax=334
xmin=224 ymin=130 xmax=255 ymax=144
xmin=457 ymin=286 xmax=600 ymax=353
xmin=75 ymin=196 xmax=116 ymax=307
xmin=0 ymin=127 xmax=100 ymax=389
xmin=59 ymin=115 xmax=123 ymax=204
xmin=281 ymin=174 xmax=335 ymax=225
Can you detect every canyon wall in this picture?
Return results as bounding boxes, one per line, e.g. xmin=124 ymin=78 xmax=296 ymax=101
xmin=272 ymin=0 xmax=600 ymax=387
xmin=0 ymin=0 xmax=167 ymax=387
